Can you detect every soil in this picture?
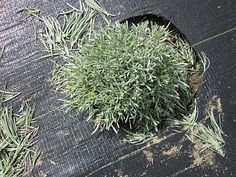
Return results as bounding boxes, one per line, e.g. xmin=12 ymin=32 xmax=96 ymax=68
xmin=191 ymin=140 xmax=215 ymax=167
xmin=162 ymin=145 xmax=181 ymax=156
xmin=143 ymin=150 xmax=154 ymax=165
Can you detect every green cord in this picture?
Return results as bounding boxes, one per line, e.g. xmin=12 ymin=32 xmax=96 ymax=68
xmin=193 ymin=26 xmax=236 ymax=47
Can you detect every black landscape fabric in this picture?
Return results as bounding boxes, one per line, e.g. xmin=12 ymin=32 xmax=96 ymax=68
xmin=0 ymin=0 xmax=236 ymax=177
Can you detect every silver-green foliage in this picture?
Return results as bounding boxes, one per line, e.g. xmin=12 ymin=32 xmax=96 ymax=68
xmin=53 ymin=22 xmax=195 ymax=133
xmin=38 ymin=0 xmax=195 ymax=134
xmin=123 ymin=131 xmax=154 ymax=145
xmin=40 ymin=0 xmax=110 ymax=56
xmin=0 ymin=102 xmax=38 ymax=177
xmin=196 ymin=108 xmax=225 ymax=157
xmin=173 ymin=102 xmax=225 ymax=157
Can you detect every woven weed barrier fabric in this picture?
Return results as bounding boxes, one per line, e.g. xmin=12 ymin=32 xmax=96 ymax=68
xmin=0 ymin=0 xmax=236 ymax=176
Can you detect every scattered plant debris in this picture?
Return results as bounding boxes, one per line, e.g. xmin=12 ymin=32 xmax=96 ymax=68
xmin=173 ymin=99 xmax=225 ymax=157
xmin=0 ymin=91 xmax=39 ymax=177
xmin=0 ymin=90 xmax=21 ymax=103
